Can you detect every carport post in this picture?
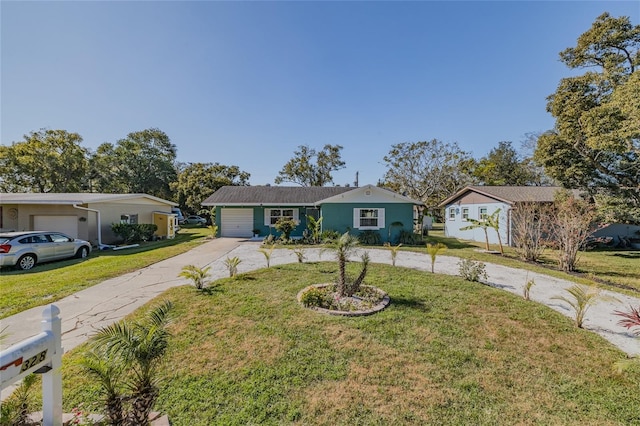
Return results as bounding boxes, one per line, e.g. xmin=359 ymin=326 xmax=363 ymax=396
xmin=41 ymin=305 xmax=63 ymax=426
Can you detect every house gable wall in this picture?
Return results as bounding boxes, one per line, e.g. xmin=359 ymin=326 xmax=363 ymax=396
xmin=444 ymin=201 xmax=510 ymax=246
xmin=321 ymin=202 xmax=414 ymax=243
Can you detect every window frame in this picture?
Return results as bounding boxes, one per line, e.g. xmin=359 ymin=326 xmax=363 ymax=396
xmin=353 ymin=208 xmax=385 ymax=230
xmin=448 ymin=207 xmax=456 ymax=221
xmin=264 ymin=208 xmax=299 ymax=226
xmin=461 ymin=207 xmax=469 ymax=221
xmin=479 ymin=207 xmax=488 ymax=222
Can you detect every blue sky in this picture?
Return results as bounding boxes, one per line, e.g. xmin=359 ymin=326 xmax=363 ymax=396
xmin=2 ymin=1 xmax=639 ymax=187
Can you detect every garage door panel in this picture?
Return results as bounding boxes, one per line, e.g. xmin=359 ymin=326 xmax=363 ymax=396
xmin=221 ymin=208 xmax=253 ymax=237
xmin=34 ymin=216 xmax=78 ymax=238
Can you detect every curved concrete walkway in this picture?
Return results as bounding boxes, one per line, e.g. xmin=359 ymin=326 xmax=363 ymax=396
xmin=2 ymin=238 xmax=638 ymax=390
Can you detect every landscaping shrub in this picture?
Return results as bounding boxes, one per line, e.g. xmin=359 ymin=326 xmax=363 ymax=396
xmin=111 ymin=223 xmax=158 ymax=243
xmin=398 ymin=230 xmax=423 ymax=245
xmin=458 ymin=258 xmax=488 ymax=282
xmin=300 ymin=287 xmax=329 ymax=307
xmin=320 ymin=229 xmax=341 ymax=242
xmin=274 ymin=218 xmax=297 ymax=240
xmin=358 ymin=230 xmax=382 ymax=245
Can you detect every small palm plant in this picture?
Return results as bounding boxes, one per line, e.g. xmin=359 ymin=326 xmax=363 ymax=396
xmin=293 ymin=247 xmax=306 ymax=263
xmin=306 ymin=216 xmax=323 ymax=244
xmin=178 ymin=265 xmax=211 ymax=290
xmin=258 ymin=244 xmax=275 ymax=268
xmin=329 ymin=232 xmax=366 ymax=297
xmin=552 ymin=285 xmax=616 ymax=328
xmin=460 ymin=209 xmax=502 ymax=253
xmin=224 ymin=256 xmax=241 ymax=277
xmin=523 ymin=277 xmax=535 ymax=301
xmin=206 ymin=225 xmax=218 ymax=239
xmin=90 ymin=300 xmax=174 ymax=425
xmin=80 ymin=352 xmax=124 ymax=425
xmin=384 ymin=242 xmax=402 ymax=267
xmin=426 ymin=242 xmax=447 ymax=273
xmin=614 ymin=305 xmax=640 ymax=336
xmin=613 ymin=305 xmax=640 ymax=372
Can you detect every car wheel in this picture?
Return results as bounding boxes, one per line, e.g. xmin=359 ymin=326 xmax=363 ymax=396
xmin=76 ymin=246 xmax=89 ymax=259
xmin=17 ymin=254 xmax=36 ymax=270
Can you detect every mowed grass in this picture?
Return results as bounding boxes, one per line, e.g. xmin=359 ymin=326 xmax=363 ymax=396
xmin=0 ymin=227 xmax=210 ymax=318
xmin=421 ymin=227 xmax=640 ymax=293
xmin=60 ymin=263 xmax=640 ymax=425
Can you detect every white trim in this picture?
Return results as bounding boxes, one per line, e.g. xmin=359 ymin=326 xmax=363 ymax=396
xmin=448 ymin=207 xmax=456 ymax=220
xmin=264 ymin=208 xmax=299 ymax=226
xmin=353 ymin=207 xmax=385 ymax=230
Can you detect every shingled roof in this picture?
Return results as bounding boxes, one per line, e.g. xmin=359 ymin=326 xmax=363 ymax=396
xmin=438 ymin=186 xmax=573 ymax=207
xmin=202 ymin=186 xmax=354 ymax=206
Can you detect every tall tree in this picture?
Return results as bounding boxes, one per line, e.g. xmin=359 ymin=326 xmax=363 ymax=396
xmin=0 ymin=129 xmax=89 ymax=193
xmin=171 ymin=162 xmax=250 ymax=214
xmin=275 ymin=144 xmax=345 ymax=186
xmin=534 ymin=13 xmax=640 ymax=222
xmin=90 ymin=128 xmax=177 ymax=199
xmin=472 ymin=141 xmax=539 ymax=186
xmin=382 ymin=139 xmax=474 ymax=209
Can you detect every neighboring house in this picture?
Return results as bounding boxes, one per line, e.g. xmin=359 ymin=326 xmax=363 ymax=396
xmin=0 ymin=193 xmax=178 ymax=246
xmin=438 ymin=186 xmax=568 ymax=247
xmin=440 ymin=186 xmax=640 ymax=248
xmin=202 ymin=184 xmax=423 ymax=242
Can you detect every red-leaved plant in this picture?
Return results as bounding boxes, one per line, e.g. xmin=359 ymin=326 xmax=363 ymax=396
xmin=614 ymin=305 xmax=640 ymax=336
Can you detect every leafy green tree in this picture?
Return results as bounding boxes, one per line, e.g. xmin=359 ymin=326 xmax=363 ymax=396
xmin=472 ymin=141 xmax=538 ymax=186
xmin=0 ymin=129 xmax=89 ymax=192
xmin=535 ymin=13 xmax=640 ymax=221
xmin=91 ymin=128 xmax=177 ymax=199
xmin=171 ymin=162 xmax=250 ymax=214
xmin=275 ymin=144 xmax=345 ymax=186
xmin=382 ymin=139 xmax=474 ymax=210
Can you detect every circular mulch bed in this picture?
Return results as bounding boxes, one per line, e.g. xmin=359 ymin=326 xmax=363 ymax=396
xmin=296 ymin=283 xmax=390 ymax=317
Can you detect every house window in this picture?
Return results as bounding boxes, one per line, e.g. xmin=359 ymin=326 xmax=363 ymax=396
xmin=120 ymin=214 xmax=138 ymax=224
xmin=462 ymin=207 xmax=469 ymax=221
xmin=448 ymin=207 xmax=456 ymax=220
xmin=479 ymin=207 xmax=488 ymax=221
xmin=265 ymin=208 xmax=298 ymax=226
xmin=353 ymin=208 xmax=385 ymax=229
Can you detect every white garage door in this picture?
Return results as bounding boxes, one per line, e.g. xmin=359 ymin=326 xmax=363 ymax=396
xmin=34 ymin=215 xmax=78 ymax=238
xmin=221 ymin=208 xmax=253 ymax=237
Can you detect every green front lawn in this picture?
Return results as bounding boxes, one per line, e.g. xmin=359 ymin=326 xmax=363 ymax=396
xmin=60 ymin=263 xmax=639 ymax=425
xmin=0 ymin=228 xmax=210 ymax=318
xmin=422 ymin=227 xmax=640 ymax=293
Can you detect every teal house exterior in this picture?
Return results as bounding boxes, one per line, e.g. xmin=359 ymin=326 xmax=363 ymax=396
xmin=202 ymin=184 xmax=423 ymax=242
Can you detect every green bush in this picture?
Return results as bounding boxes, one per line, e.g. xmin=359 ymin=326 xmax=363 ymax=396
xmin=320 ymin=229 xmax=341 ymax=242
xmin=300 ymin=287 xmax=328 ymax=307
xmin=398 ymin=230 xmax=424 ymax=245
xmin=111 ymin=223 xmax=158 ymax=244
xmin=458 ymin=258 xmax=488 ymax=282
xmin=358 ymin=230 xmax=382 ymax=245
xmin=274 ymin=218 xmax=297 ymax=240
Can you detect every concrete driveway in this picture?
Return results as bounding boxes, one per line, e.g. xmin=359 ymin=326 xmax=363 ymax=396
xmin=2 ymin=237 xmax=639 ymax=389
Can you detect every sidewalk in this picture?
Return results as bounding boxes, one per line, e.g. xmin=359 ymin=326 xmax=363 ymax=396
xmin=2 ymin=239 xmax=638 ymax=381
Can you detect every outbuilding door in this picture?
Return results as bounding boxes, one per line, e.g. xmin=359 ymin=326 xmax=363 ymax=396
xmin=33 ymin=215 xmax=78 ymax=238
xmin=220 ymin=208 xmax=253 ymax=237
